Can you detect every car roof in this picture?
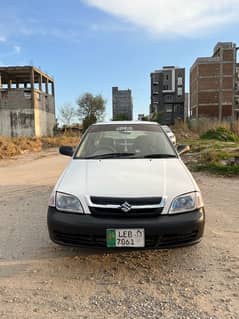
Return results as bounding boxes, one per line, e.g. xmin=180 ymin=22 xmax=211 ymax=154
xmin=92 ymin=121 xmax=159 ymax=126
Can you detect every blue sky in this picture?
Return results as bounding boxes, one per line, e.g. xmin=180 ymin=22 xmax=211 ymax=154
xmin=1 ymin=0 xmax=239 ymax=120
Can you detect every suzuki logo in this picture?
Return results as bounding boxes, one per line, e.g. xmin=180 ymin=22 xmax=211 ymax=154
xmin=120 ymin=202 xmax=132 ymax=213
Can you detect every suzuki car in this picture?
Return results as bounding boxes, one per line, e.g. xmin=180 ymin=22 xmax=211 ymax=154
xmin=48 ymin=121 xmax=205 ymax=249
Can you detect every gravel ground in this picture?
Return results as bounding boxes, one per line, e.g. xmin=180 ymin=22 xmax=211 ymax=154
xmin=0 ymin=150 xmax=238 ymax=319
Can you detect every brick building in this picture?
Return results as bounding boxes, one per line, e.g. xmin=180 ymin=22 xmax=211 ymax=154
xmin=0 ymin=66 xmax=55 ymax=137
xmin=190 ymin=42 xmax=239 ymax=121
xmin=150 ymin=66 xmax=185 ymax=125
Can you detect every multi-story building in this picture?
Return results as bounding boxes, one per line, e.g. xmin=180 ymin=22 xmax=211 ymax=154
xmin=0 ymin=66 xmax=56 ymax=137
xmin=150 ymin=66 xmax=185 ymax=125
xmin=190 ymin=42 xmax=239 ymax=121
xmin=184 ymin=93 xmax=190 ymax=121
xmin=112 ymin=86 xmax=133 ymax=120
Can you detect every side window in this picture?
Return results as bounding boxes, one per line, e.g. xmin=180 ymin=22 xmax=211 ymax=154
xmin=177 ymin=87 xmax=183 ymax=96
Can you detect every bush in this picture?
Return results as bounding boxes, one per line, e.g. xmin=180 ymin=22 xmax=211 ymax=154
xmin=200 ymin=127 xmax=239 ymax=142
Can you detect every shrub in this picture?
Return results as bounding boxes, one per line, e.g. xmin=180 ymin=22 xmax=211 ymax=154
xmin=200 ymin=127 xmax=239 ymax=142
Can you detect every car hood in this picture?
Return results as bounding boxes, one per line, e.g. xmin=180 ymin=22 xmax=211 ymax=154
xmin=57 ymin=159 xmax=198 ymax=212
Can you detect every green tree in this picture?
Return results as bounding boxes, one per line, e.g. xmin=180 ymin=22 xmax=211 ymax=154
xmin=151 ymin=112 xmax=164 ymax=123
xmin=141 ymin=115 xmax=149 ymax=121
xmin=82 ymin=114 xmax=97 ymax=133
xmin=77 ymin=93 xmax=106 ymax=131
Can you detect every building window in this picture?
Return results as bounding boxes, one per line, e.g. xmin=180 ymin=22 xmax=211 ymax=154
xmin=165 ymin=95 xmax=173 ymax=101
xmin=177 ymin=87 xmax=183 ymax=96
xmin=174 ymin=105 xmax=182 ymax=113
xmin=165 ymin=104 xmax=172 ymax=112
xmin=164 ymin=74 xmax=169 ymax=81
xmin=163 ymin=85 xmax=169 ymax=91
xmin=178 ymin=77 xmax=183 ymax=86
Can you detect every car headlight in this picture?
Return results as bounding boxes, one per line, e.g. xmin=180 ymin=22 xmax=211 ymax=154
xmin=55 ymin=192 xmax=84 ymax=213
xmin=169 ymin=191 xmax=203 ymax=214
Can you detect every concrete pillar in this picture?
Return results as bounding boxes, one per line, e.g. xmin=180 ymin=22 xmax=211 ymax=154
xmin=16 ymin=82 xmax=19 ymax=89
xmin=45 ymin=78 xmax=49 ymax=94
xmin=30 ymin=69 xmax=35 ymax=105
xmin=51 ymin=82 xmax=55 ymax=96
xmin=8 ymin=79 xmax=12 ymax=90
xmin=30 ymin=70 xmax=35 ymax=90
xmin=39 ymin=74 xmax=42 ymax=91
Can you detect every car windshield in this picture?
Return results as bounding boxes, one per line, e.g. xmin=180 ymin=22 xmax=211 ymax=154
xmin=74 ymin=123 xmax=177 ymax=159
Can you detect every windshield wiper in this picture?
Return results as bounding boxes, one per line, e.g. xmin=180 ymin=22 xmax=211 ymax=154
xmin=83 ymin=152 xmax=136 ymax=159
xmin=143 ymin=154 xmax=177 ymax=159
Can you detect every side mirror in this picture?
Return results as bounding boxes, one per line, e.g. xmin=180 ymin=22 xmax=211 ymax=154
xmin=177 ymin=144 xmax=190 ymax=155
xmin=59 ymin=146 xmax=74 ymax=157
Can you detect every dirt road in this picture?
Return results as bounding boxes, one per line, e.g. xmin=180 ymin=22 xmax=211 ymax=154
xmin=0 ymin=150 xmax=239 ymax=319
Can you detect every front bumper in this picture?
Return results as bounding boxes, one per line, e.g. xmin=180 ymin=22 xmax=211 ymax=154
xmin=47 ymin=207 xmax=205 ymax=249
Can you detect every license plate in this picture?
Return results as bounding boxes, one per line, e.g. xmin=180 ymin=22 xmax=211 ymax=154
xmin=106 ymin=229 xmax=145 ymax=248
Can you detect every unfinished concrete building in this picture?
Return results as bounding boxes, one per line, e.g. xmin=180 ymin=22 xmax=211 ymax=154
xmin=190 ymin=42 xmax=239 ymax=121
xmin=0 ymin=66 xmax=56 ymax=137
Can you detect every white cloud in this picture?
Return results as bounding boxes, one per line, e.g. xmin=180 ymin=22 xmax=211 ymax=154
xmin=90 ymin=22 xmax=135 ymax=32
xmin=84 ymin=0 xmax=239 ymax=37
xmin=14 ymin=45 xmax=21 ymax=54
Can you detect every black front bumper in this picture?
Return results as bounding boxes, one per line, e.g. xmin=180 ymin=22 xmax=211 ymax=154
xmin=47 ymin=207 xmax=205 ymax=249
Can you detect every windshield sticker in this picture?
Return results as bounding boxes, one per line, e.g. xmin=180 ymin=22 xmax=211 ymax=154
xmin=116 ymin=126 xmax=133 ymax=132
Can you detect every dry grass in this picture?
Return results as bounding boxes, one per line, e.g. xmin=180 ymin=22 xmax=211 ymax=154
xmin=0 ymin=135 xmax=80 ymax=159
xmin=41 ymin=136 xmax=80 ymax=148
xmin=188 ymin=118 xmax=239 ymax=135
xmin=173 ymin=120 xmax=199 ymax=141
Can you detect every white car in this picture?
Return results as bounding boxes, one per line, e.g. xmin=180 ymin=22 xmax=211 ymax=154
xmin=48 ymin=121 xmax=205 ymax=249
xmin=161 ymin=125 xmax=176 ymax=145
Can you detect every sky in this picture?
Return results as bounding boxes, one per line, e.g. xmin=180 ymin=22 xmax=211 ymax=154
xmin=1 ymin=0 xmax=239 ymax=121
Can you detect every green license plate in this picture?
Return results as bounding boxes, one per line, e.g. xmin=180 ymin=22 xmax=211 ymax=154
xmin=106 ymin=229 xmax=145 ymax=248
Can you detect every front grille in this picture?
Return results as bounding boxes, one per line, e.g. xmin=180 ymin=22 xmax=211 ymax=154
xmin=89 ymin=196 xmax=164 ymax=218
xmin=90 ymin=196 xmax=162 ymax=206
xmin=53 ymin=230 xmax=198 ymax=248
xmin=89 ymin=206 xmax=164 ymax=218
